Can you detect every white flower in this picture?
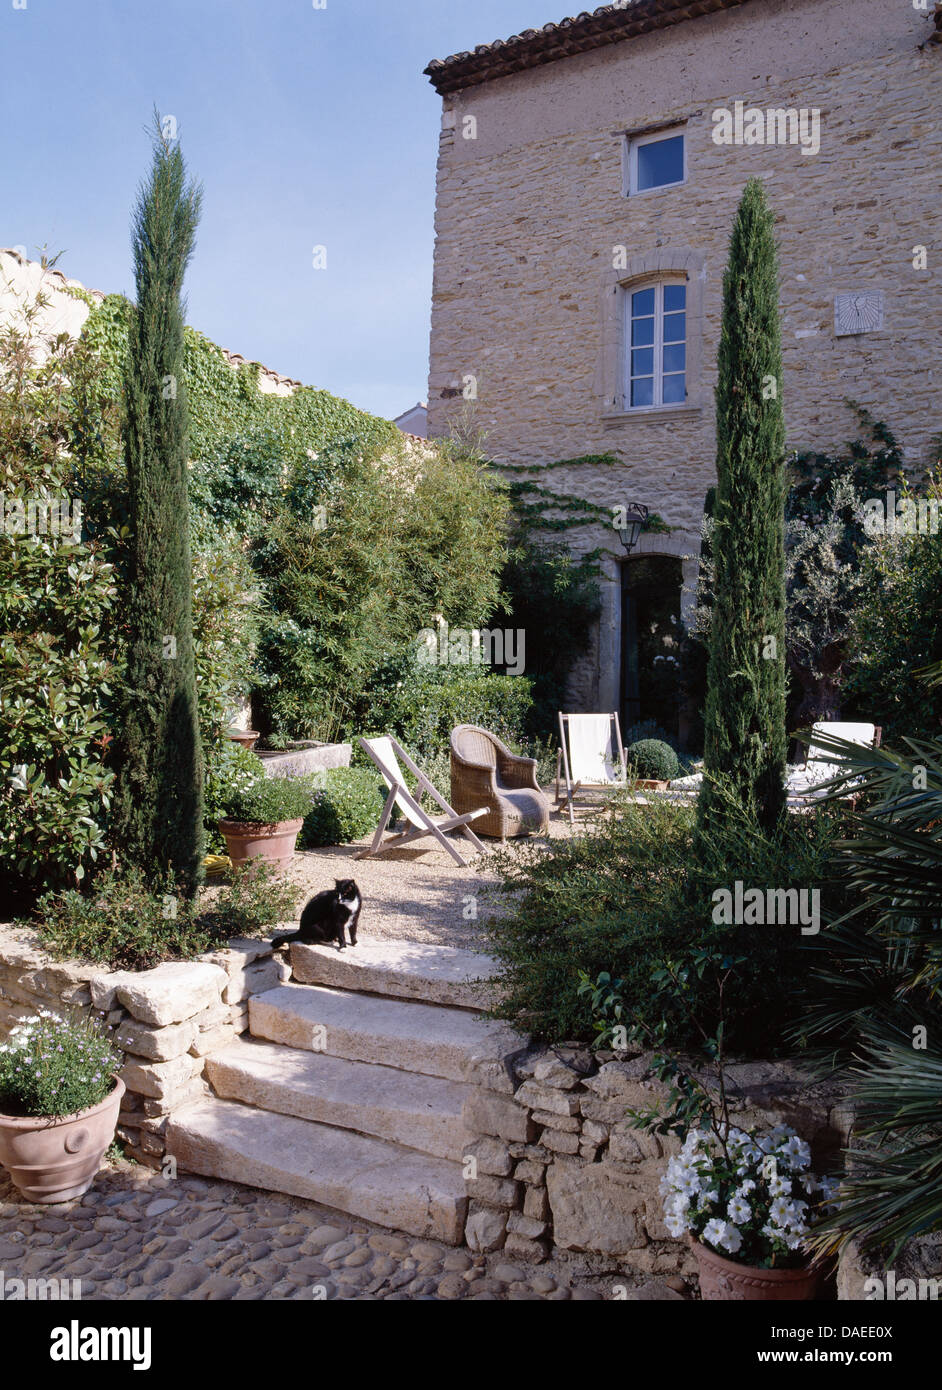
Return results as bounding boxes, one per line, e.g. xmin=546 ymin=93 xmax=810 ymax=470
xmin=702 ymin=1218 xmax=727 ymax=1248
xmin=779 ymin=1134 xmax=812 ymax=1171
xmin=727 ymin=1194 xmax=751 ymax=1224
xmin=769 ymin=1172 xmax=791 ymax=1198
xmin=720 ymin=1223 xmax=743 ymax=1255
xmin=736 ymin=1179 xmax=757 ymax=1197
xmin=769 ymin=1197 xmax=792 ymax=1227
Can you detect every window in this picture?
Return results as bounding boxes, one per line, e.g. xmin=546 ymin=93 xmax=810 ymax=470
xmin=626 ymin=281 xmax=686 ymax=409
xmin=627 ymin=129 xmax=685 ymax=195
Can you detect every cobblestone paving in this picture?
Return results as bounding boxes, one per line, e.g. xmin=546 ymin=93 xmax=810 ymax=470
xmin=0 ymin=1159 xmax=637 ymax=1302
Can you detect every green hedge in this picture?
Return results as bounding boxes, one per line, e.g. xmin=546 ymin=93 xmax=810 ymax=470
xmin=300 ymin=767 xmax=386 ymax=847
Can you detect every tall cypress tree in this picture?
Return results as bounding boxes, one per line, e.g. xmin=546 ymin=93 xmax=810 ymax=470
xmin=697 ymin=179 xmax=787 ymax=839
xmin=112 ymin=116 xmax=204 ymax=895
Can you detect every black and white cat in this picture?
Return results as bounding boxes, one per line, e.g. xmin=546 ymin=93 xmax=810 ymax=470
xmin=270 ymin=879 xmax=361 ymax=954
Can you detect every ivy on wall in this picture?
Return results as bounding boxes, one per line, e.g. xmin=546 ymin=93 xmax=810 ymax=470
xmin=80 ymin=295 xmax=398 ymax=467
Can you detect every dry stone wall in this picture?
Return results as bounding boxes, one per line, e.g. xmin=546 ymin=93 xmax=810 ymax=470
xmin=0 ymin=925 xmax=288 ymax=1167
xmin=461 ymin=1036 xmax=850 ymax=1278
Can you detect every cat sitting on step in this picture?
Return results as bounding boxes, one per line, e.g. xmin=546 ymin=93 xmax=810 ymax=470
xmin=270 ymin=879 xmax=361 ymax=954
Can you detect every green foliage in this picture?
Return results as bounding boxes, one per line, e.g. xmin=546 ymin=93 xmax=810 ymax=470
xmin=111 ymin=117 xmax=205 ymax=895
xmin=489 ymin=537 xmax=601 ymax=737
xmin=485 ymin=792 xmax=838 ymax=1046
xmin=0 ymin=1010 xmax=122 ymax=1119
xmin=221 ymin=774 xmax=315 ymax=825
xmin=0 ymin=292 xmax=117 ymax=892
xmin=699 ymin=179 xmax=787 ymax=836
xmin=31 ymin=861 xmax=298 ymax=972
xmin=197 ymin=858 xmax=300 ymax=939
xmin=203 ymin=741 xmax=265 ymax=849
xmin=359 ymin=652 xmax=533 ymax=766
xmin=848 ymin=470 xmax=942 ymax=744
xmin=790 ymin=727 xmax=942 ymax=1257
xmin=32 ymin=867 xmax=213 ymax=970
xmin=253 ymin=434 xmax=510 ymax=742
xmin=300 ymin=767 xmax=386 ymax=847
xmin=626 ymin=739 xmax=680 ymax=780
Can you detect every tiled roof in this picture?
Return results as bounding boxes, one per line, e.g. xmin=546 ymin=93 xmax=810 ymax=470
xmin=425 ymin=0 xmax=751 ymax=94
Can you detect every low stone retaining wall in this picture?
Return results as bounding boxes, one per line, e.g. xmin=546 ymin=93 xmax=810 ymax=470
xmin=461 ymin=1035 xmax=850 ymax=1280
xmin=256 ymin=742 xmax=352 ymax=779
xmin=0 ymin=925 xmax=288 ymax=1167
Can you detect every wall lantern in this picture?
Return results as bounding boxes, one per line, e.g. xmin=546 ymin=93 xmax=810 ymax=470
xmin=615 ymin=502 xmax=649 ymax=554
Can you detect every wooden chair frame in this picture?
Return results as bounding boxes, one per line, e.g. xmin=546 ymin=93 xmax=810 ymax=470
xmin=356 ymin=735 xmax=488 ymax=867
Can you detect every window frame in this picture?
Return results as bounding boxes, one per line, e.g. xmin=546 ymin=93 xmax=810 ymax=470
xmin=625 ymin=126 xmax=687 ymax=197
xmin=623 ymin=277 xmax=688 ymax=412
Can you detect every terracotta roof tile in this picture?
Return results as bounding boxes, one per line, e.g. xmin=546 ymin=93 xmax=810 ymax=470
xmin=425 ymin=0 xmax=752 ymax=94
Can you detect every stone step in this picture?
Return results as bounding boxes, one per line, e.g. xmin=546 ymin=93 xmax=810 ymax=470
xmin=288 ymin=939 xmax=500 ymax=1011
xmin=249 ymin=982 xmax=519 ymax=1083
xmin=166 ymin=1096 xmax=468 ymax=1244
xmin=206 ymin=1036 xmax=470 ymax=1162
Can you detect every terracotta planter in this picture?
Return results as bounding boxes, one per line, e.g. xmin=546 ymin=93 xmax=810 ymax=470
xmin=0 ymin=1076 xmax=124 ymax=1204
xmin=227 ymin=729 xmax=260 ymax=752
xmin=633 ymin=778 xmax=670 ymax=791
xmin=691 ymin=1237 xmax=822 ymax=1301
xmin=218 ymin=818 xmax=303 ymax=872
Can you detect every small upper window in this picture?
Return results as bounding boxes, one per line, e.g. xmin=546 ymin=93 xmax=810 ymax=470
xmin=627 ymin=129 xmax=685 ymax=195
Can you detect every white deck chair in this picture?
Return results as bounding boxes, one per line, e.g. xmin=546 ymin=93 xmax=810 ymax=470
xmin=555 ymin=712 xmax=628 ymax=826
xmin=356 ymin=736 xmax=488 ymax=867
xmin=787 ymin=721 xmax=882 ymax=805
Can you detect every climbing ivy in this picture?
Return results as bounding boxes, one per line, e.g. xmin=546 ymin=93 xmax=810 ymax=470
xmin=80 ymin=295 xmax=398 ymax=467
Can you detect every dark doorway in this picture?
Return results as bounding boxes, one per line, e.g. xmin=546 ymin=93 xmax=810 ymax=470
xmin=620 ymin=555 xmax=684 ymax=739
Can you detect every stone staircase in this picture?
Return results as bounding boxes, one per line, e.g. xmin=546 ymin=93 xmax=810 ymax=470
xmin=165 ymin=941 xmax=512 ymax=1245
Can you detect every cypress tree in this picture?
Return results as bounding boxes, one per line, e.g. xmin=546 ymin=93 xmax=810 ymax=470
xmin=697 ymin=178 xmax=787 ymax=838
xmin=112 ymin=116 xmax=204 ymax=895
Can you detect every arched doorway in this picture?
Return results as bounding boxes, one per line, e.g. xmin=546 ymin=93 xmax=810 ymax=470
xmin=620 ymin=554 xmax=684 ymax=739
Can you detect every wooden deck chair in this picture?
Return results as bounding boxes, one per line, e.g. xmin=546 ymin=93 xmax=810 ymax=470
xmin=555 ymin=712 xmax=628 ymax=826
xmin=356 ymin=735 xmax=488 ymax=867
xmin=787 ymin=721 xmax=882 ymax=806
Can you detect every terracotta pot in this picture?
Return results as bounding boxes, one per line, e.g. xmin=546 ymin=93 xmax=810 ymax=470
xmin=218 ymin=818 xmax=303 ymax=872
xmin=691 ymin=1237 xmax=822 ymax=1301
xmin=0 ymin=1076 xmax=125 ymax=1204
xmin=633 ymin=778 xmax=670 ymax=791
xmin=227 ymin=730 xmax=260 ymax=752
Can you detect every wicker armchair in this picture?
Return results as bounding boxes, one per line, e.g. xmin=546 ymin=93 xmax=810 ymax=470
xmin=450 ymin=724 xmax=550 ymax=840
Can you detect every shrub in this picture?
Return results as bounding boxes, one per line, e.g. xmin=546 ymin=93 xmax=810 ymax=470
xmin=485 ymin=793 xmax=842 ymax=1047
xmin=0 ymin=288 xmax=119 ymax=898
xmin=0 ymin=1010 xmax=122 ymax=1119
xmin=33 ymin=868 xmax=216 ymax=971
xmin=359 ymin=653 xmax=533 ymax=766
xmin=300 ymin=767 xmax=386 ymax=847
xmin=203 ymin=741 xmax=265 ymax=849
xmin=196 ymin=859 xmax=300 ymax=939
xmin=221 ymin=775 xmax=315 ymax=825
xmin=626 ymin=739 xmax=680 ymax=781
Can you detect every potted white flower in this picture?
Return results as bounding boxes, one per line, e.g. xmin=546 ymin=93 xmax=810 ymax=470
xmin=0 ymin=1009 xmax=124 ymax=1204
xmin=663 ymin=1123 xmax=837 ymax=1299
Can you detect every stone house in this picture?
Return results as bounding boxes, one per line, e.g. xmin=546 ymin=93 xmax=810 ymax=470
xmin=424 ymin=0 xmax=942 ymax=739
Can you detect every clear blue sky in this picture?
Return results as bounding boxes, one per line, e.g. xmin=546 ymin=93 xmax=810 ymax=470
xmin=2 ymin=0 xmax=561 ymax=421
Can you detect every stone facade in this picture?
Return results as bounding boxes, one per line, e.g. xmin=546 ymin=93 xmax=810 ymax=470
xmin=0 ymin=925 xmax=289 ymax=1167
xmin=426 ymin=0 xmax=942 ymax=714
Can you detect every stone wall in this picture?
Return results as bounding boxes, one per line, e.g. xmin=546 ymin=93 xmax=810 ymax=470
xmin=426 ymin=0 xmax=942 ymax=712
xmin=0 ymin=925 xmax=288 ymax=1168
xmin=461 ymin=1035 xmax=850 ymax=1281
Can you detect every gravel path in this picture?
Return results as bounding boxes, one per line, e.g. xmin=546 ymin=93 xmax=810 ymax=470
xmin=0 ymin=1159 xmax=638 ymax=1302
xmin=276 ymin=806 xmax=591 ymax=952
